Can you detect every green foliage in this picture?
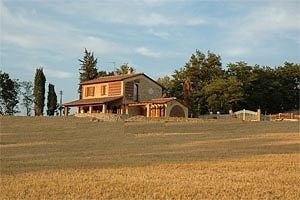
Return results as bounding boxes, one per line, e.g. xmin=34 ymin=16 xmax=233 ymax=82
xmin=33 ymin=67 xmax=46 ymax=116
xmin=159 ymin=50 xmax=300 ymax=116
xmin=114 ymin=63 xmax=135 ymax=75
xmin=98 ymin=70 xmax=114 ymax=77
xmin=157 ymin=75 xmax=172 ymax=97
xmin=78 ymin=48 xmax=98 ymax=98
xmin=47 ymin=83 xmax=57 ymax=116
xmin=164 ymin=50 xmax=223 ymax=117
xmin=20 ymin=81 xmax=34 ymax=116
xmin=0 ymin=71 xmax=20 ymax=115
xmin=275 ymin=62 xmax=300 ymax=112
xmin=203 ymin=77 xmax=244 ymax=113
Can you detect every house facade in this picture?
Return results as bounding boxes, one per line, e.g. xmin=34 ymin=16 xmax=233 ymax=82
xmin=63 ymin=70 xmax=188 ymax=118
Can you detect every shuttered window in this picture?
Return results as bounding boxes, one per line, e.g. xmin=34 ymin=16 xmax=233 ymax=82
xmin=85 ymin=87 xmax=95 ymax=97
xmin=101 ymin=85 xmax=107 ymax=96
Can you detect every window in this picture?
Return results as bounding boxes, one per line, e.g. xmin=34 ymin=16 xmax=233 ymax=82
xmin=85 ymin=87 xmax=95 ymax=97
xmin=101 ymin=85 xmax=107 ymax=96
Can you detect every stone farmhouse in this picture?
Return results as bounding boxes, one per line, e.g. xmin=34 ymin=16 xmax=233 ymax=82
xmin=63 ymin=69 xmax=188 ymax=118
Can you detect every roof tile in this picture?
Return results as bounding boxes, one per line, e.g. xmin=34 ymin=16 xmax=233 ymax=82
xmin=63 ymin=96 xmax=122 ymax=106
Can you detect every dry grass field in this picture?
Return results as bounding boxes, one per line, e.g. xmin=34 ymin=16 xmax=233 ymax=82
xmin=0 ymin=116 xmax=299 ymax=199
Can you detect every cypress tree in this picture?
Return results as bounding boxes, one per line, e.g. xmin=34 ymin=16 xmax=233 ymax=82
xmin=47 ymin=83 xmax=57 ymax=116
xmin=78 ymin=48 xmax=98 ymax=98
xmin=33 ymin=67 xmax=46 ymax=116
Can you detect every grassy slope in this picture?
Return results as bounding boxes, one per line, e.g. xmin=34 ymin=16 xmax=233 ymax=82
xmin=0 ymin=116 xmax=299 ymax=199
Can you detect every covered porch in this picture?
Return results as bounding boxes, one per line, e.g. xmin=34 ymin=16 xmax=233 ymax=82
xmin=127 ymin=102 xmax=166 ymax=117
xmin=63 ymin=96 xmax=123 ymax=116
xmin=127 ymin=97 xmax=188 ymax=118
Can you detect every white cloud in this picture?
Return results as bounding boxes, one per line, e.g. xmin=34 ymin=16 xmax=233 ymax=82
xmin=220 ymin=2 xmax=300 ymax=57
xmin=138 ymin=13 xmax=175 ymax=26
xmin=77 ymin=36 xmax=124 ymax=54
xmin=224 ymin=48 xmax=250 ymax=57
xmin=135 ymin=47 xmax=161 ymax=58
xmin=44 ymin=69 xmax=73 ymax=79
xmin=231 ymin=4 xmax=298 ymax=43
xmin=44 ymin=2 xmax=207 ymax=27
xmin=0 ymin=2 xmax=125 ymax=55
xmin=186 ymin=18 xmax=207 ymax=26
xmin=1 ymin=33 xmax=37 ymax=48
xmin=148 ymin=29 xmax=170 ymax=39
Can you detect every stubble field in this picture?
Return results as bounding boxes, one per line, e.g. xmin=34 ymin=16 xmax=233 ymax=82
xmin=0 ymin=116 xmax=299 ymax=199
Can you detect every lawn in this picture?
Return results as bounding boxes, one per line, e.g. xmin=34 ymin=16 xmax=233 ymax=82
xmin=0 ymin=116 xmax=299 ymax=199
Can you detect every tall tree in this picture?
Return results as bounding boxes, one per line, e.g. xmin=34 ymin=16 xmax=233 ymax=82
xmin=20 ymin=81 xmax=34 ymax=116
xmin=47 ymin=83 xmax=57 ymax=116
xmin=114 ymin=63 xmax=135 ymax=75
xmin=203 ymin=77 xmax=244 ymax=113
xmin=225 ymin=61 xmax=255 ymax=110
xmin=0 ymin=71 xmax=20 ymax=115
xmin=33 ymin=67 xmax=46 ymax=116
xmin=157 ymin=50 xmax=224 ymax=117
xmin=157 ymin=75 xmax=172 ymax=97
xmin=78 ymin=48 xmax=98 ymax=98
xmin=183 ymin=50 xmax=223 ymax=116
xmin=276 ymin=62 xmax=300 ymax=112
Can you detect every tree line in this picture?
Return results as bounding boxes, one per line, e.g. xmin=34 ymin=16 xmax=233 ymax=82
xmin=0 ymin=49 xmax=136 ymax=116
xmin=1 ymin=49 xmax=299 ymax=116
xmin=0 ymin=68 xmax=58 ymax=116
xmin=157 ymin=50 xmax=300 ymax=116
xmin=77 ymin=48 xmax=299 ymax=116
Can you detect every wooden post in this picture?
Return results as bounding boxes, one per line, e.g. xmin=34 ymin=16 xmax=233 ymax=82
xmin=146 ymin=104 xmax=150 ymax=117
xmin=64 ymin=106 xmax=69 ymax=116
xmin=257 ymin=109 xmax=261 ymax=121
xmin=164 ymin=104 xmax=168 ymax=117
xmin=102 ymin=104 xmax=107 ymax=114
xmin=89 ymin=106 xmax=92 ymax=114
xmin=161 ymin=106 xmax=164 ymax=117
xmin=243 ymin=109 xmax=246 ymax=121
xmin=157 ymin=105 xmax=161 ymax=117
xmin=77 ymin=107 xmax=81 ymax=114
xmin=120 ymin=105 xmax=124 ymax=115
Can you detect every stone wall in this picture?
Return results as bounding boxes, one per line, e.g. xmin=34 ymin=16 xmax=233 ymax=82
xmin=166 ymin=100 xmax=188 ymax=118
xmin=124 ymin=75 xmax=162 ymax=104
xmin=75 ymin=113 xmax=128 ymax=121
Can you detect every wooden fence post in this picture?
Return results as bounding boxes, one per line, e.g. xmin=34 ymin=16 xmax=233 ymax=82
xmin=257 ymin=109 xmax=261 ymax=121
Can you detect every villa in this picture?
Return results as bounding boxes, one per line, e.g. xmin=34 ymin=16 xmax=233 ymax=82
xmin=63 ymin=69 xmax=188 ymax=118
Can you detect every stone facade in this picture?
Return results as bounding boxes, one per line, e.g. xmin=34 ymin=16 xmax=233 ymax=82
xmin=123 ymin=75 xmax=162 ymax=104
xmin=166 ymin=100 xmax=188 ymax=118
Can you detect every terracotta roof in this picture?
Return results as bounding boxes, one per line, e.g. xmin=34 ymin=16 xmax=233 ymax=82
xmin=81 ymin=73 xmax=144 ymax=85
xmin=63 ymin=96 xmax=122 ymax=107
xmin=80 ymin=73 xmax=163 ymax=88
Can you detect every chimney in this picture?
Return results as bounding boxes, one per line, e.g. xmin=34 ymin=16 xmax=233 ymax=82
xmin=127 ymin=67 xmax=134 ymax=75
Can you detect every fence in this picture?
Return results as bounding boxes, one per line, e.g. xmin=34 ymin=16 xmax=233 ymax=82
xmin=270 ymin=113 xmax=300 ymax=121
xmin=234 ymin=109 xmax=261 ymax=121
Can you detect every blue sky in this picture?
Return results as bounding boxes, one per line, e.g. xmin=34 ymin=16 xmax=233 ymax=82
xmin=1 ymin=0 xmax=299 ymax=113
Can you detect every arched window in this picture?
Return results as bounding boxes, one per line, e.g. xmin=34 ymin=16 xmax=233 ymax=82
xmin=133 ymin=83 xmax=139 ymax=102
